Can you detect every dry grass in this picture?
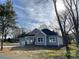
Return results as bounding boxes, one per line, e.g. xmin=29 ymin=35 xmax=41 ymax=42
xmin=0 ymin=44 xmax=78 ymax=59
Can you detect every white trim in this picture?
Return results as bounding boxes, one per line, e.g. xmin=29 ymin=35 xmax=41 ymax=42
xmin=57 ymin=37 xmax=60 ymax=46
xmin=44 ymin=35 xmax=47 ymax=45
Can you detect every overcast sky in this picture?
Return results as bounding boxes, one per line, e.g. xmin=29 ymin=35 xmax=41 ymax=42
xmin=0 ymin=0 xmax=65 ymax=30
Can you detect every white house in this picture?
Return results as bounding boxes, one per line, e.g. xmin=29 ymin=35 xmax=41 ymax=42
xmin=19 ymin=29 xmax=63 ymax=47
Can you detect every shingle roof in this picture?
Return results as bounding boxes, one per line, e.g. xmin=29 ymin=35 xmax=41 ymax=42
xmin=42 ymin=29 xmax=58 ymax=35
xmin=17 ymin=29 xmax=58 ymax=38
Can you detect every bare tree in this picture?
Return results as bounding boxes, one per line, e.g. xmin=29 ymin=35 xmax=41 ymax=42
xmin=53 ymin=0 xmax=72 ymax=59
xmin=63 ymin=0 xmax=79 ymax=47
xmin=35 ymin=0 xmax=71 ymax=58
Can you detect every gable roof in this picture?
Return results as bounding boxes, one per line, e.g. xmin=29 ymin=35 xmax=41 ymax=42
xmin=17 ymin=28 xmax=58 ymax=38
xmin=42 ymin=29 xmax=58 ymax=35
xmin=26 ymin=28 xmax=46 ymax=36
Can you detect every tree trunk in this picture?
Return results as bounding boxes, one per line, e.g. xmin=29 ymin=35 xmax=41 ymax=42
xmin=75 ymin=32 xmax=79 ymax=47
xmin=66 ymin=45 xmax=71 ymax=59
xmin=1 ymin=34 xmax=3 ymax=51
xmin=53 ymin=0 xmax=71 ymax=59
xmin=63 ymin=35 xmax=71 ymax=59
xmin=4 ymin=34 xmax=7 ymax=42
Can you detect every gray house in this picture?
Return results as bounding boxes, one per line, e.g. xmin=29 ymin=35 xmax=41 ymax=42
xmin=19 ymin=29 xmax=63 ymax=46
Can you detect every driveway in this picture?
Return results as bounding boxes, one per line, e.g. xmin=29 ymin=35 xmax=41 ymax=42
xmin=0 ymin=54 xmax=32 ymax=59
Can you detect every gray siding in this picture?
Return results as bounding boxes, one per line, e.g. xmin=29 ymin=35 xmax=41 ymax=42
xmin=25 ymin=36 xmax=35 ymax=44
xmin=35 ymin=35 xmax=46 ymax=46
xmin=47 ymin=35 xmax=58 ymax=46
xmin=19 ymin=28 xmax=63 ymax=46
xmin=57 ymin=37 xmax=63 ymax=45
xmin=19 ymin=38 xmax=26 ymax=46
xmin=19 ymin=35 xmax=63 ymax=46
xmin=34 ymin=29 xmax=47 ymax=46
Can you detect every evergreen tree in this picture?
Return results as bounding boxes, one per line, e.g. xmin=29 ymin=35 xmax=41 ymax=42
xmin=0 ymin=0 xmax=16 ymax=51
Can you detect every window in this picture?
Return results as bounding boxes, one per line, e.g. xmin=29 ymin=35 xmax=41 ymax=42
xmin=38 ymin=38 xmax=43 ymax=42
xmin=49 ymin=37 xmax=56 ymax=43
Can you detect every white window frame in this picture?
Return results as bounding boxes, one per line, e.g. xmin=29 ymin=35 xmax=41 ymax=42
xmin=37 ymin=37 xmax=43 ymax=43
xmin=49 ymin=37 xmax=56 ymax=43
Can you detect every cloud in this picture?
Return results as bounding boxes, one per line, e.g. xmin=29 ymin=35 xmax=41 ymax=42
xmin=13 ymin=0 xmax=56 ymax=29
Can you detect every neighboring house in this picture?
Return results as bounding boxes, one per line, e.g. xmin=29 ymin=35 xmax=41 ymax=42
xmin=18 ymin=28 xmax=63 ymax=47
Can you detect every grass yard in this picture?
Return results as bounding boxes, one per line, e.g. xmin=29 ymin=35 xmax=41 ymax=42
xmin=0 ymin=43 xmax=79 ymax=59
xmin=3 ymin=43 xmax=20 ymax=46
